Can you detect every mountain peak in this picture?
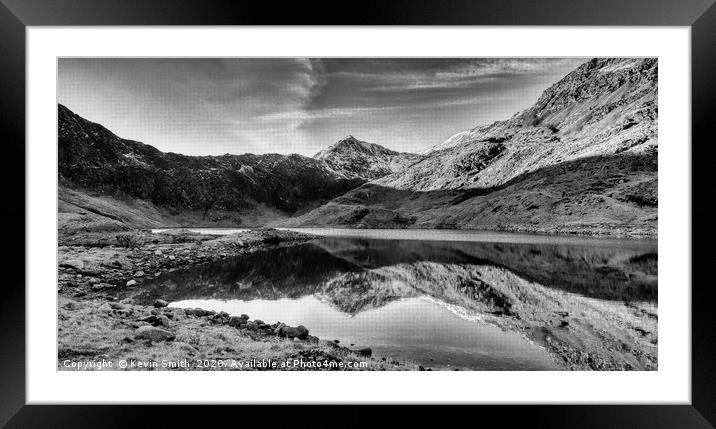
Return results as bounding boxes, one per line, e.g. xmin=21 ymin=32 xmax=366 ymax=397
xmin=314 ymin=136 xmax=423 ymax=180
xmin=317 ymin=136 xmax=393 ymax=158
xmin=332 ymin=135 xmax=375 ymax=150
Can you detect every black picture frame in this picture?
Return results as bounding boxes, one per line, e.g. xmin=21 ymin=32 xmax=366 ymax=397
xmin=2 ymin=0 xmax=713 ymax=427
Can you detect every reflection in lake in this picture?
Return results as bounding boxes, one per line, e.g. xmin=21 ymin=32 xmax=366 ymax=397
xmin=172 ymin=296 xmax=558 ymax=370
xmin=134 ymin=232 xmax=657 ymax=370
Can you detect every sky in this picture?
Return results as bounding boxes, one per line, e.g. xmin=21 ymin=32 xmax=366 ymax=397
xmin=58 ymin=58 xmax=587 ymax=156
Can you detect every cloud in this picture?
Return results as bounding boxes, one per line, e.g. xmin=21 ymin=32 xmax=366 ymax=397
xmin=58 ymin=57 xmax=590 ymax=156
xmin=292 ymin=58 xmax=328 ymax=105
xmin=335 ymin=58 xmax=587 ymax=92
xmin=256 ymin=58 xmax=588 ymax=133
xmin=257 ymin=105 xmax=404 ymax=123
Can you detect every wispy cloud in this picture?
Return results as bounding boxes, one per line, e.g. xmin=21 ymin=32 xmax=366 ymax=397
xmin=58 ymin=57 xmax=588 ymax=156
xmin=328 ymin=58 xmax=586 ymax=92
xmin=258 ymin=105 xmax=407 ymax=123
xmin=293 ymin=58 xmax=328 ymax=104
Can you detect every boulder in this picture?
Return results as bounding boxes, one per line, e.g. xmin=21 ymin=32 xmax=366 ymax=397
xmin=229 ymin=315 xmax=249 ymax=327
xmin=137 ymin=315 xmax=160 ymax=324
xmin=134 ymin=326 xmax=175 ymax=342
xmin=108 ymin=257 xmax=133 ymax=270
xmin=356 ymin=347 xmax=372 ymax=357
xmin=273 ymin=323 xmax=286 ymax=335
xmin=209 ymin=312 xmax=230 ymax=324
xmin=184 ymin=308 xmax=216 ymax=317
xmin=59 ymin=259 xmax=85 ymax=272
xmin=278 ymin=325 xmax=309 ymax=340
xmin=92 ymin=283 xmax=115 ymax=291
xmin=154 ymin=250 xmax=163 ymax=256
xmin=134 ymin=270 xmax=145 ymax=278
xmin=153 ymin=299 xmax=169 ymax=308
xmin=126 ymin=279 xmax=137 ymax=287
xmin=157 ymin=315 xmax=171 ymax=327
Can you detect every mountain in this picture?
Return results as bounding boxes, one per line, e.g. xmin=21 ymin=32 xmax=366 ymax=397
xmin=314 ymin=135 xmax=424 ymax=180
xmin=58 ymin=58 xmax=658 ymax=237
xmin=58 ymin=104 xmax=364 ymax=229
xmin=384 ymin=58 xmax=657 ymax=191
xmin=281 ymin=58 xmax=658 ymax=237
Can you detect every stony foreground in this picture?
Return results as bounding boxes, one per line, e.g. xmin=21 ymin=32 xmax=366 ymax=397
xmin=58 ymin=228 xmax=417 ymax=371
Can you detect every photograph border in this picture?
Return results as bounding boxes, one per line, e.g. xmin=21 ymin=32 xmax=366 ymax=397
xmin=3 ymin=0 xmax=714 ymax=426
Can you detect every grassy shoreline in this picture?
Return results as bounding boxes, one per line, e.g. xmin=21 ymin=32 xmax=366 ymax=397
xmin=58 ymin=228 xmax=419 ymax=371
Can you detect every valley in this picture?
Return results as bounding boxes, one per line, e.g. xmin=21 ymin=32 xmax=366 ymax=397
xmin=59 ymin=58 xmax=657 ymax=238
xmin=56 ymin=57 xmax=659 ymax=371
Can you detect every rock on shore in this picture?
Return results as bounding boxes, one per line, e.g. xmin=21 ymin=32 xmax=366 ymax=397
xmin=134 ymin=326 xmax=176 ymax=342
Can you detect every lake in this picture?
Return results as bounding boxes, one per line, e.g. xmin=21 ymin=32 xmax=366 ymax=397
xmin=139 ymin=228 xmax=658 ymax=370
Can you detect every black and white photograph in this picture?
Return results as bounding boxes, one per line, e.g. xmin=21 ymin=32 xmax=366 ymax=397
xmin=56 ymin=57 xmax=658 ymax=372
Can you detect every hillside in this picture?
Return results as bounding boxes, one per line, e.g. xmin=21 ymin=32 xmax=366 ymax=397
xmin=382 ymin=58 xmax=657 ymax=191
xmin=314 ymin=135 xmax=423 ymax=180
xmin=280 ymin=152 xmax=657 ymax=236
xmin=282 ymin=58 xmax=658 ymax=237
xmin=58 ymin=104 xmax=364 ymax=229
xmin=59 ymin=58 xmax=658 ymax=237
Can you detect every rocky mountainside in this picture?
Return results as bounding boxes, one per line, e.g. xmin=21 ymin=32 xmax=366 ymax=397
xmin=281 ymin=152 xmax=658 ymax=236
xmin=382 ymin=58 xmax=657 ymax=191
xmin=314 ymin=135 xmax=424 ymax=180
xmin=59 ymin=58 xmax=658 ymax=236
xmin=58 ymin=104 xmax=364 ymax=228
xmin=282 ymin=58 xmax=658 ymax=237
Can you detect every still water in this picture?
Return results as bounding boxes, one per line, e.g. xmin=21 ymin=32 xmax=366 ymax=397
xmin=139 ymin=229 xmax=657 ymax=370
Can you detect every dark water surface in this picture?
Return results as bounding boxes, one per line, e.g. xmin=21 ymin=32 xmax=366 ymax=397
xmin=138 ymin=229 xmax=657 ymax=370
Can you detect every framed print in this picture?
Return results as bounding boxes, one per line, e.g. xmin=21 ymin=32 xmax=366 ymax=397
xmin=3 ymin=0 xmax=715 ymax=426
